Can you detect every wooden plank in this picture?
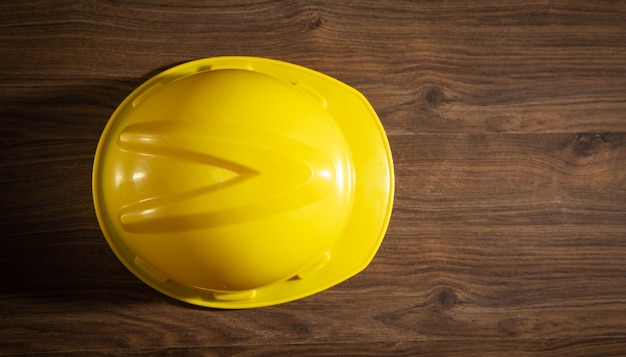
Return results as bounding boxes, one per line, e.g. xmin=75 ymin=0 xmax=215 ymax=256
xmin=2 ymin=286 xmax=626 ymax=353
xmin=40 ymin=339 xmax=626 ymax=357
xmin=390 ymin=133 xmax=626 ymax=226
xmin=1 ymin=1 xmax=626 ymax=133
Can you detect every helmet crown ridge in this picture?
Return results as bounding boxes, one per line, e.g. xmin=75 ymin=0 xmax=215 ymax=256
xmin=116 ymin=120 xmax=337 ymax=233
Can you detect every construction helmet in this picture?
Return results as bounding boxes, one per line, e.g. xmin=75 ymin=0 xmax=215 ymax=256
xmin=92 ymin=57 xmax=394 ymax=308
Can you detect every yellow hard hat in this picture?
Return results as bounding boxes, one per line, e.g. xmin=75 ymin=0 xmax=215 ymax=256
xmin=92 ymin=56 xmax=394 ymax=308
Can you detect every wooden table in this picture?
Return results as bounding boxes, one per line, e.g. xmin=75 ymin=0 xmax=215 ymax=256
xmin=2 ymin=1 xmax=626 ymax=355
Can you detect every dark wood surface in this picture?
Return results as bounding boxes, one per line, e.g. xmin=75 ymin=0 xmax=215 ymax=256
xmin=2 ymin=1 xmax=626 ymax=355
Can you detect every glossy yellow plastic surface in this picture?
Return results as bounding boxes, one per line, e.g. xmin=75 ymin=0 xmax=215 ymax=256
xmin=92 ymin=57 xmax=394 ymax=308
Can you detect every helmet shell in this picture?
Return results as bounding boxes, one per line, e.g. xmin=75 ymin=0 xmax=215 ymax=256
xmin=93 ymin=57 xmax=394 ymax=308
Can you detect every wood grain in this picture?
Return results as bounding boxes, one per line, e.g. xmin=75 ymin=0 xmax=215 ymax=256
xmin=23 ymin=339 xmax=626 ymax=357
xmin=1 ymin=0 xmax=626 ymax=355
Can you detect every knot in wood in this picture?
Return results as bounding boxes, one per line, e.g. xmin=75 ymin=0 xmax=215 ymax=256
xmin=424 ymin=86 xmax=445 ymax=108
xmin=574 ymin=133 xmax=609 ymax=157
xmin=434 ymin=287 xmax=458 ymax=309
xmin=306 ymin=13 xmax=323 ymax=30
